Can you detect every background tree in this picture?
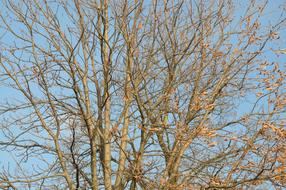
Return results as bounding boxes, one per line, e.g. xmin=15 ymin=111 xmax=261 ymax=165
xmin=0 ymin=0 xmax=286 ymax=189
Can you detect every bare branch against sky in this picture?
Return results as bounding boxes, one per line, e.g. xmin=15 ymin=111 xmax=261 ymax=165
xmin=0 ymin=0 xmax=286 ymax=189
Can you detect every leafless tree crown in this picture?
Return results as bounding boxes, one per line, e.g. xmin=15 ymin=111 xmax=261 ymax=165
xmin=0 ymin=0 xmax=286 ymax=189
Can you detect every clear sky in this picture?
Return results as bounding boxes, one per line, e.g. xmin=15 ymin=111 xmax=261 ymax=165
xmin=0 ymin=0 xmax=285 ymax=189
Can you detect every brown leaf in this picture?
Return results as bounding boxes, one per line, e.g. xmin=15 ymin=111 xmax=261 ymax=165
xmin=213 ymin=51 xmax=224 ymax=58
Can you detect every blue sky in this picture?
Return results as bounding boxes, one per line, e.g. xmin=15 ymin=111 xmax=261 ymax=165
xmin=0 ymin=0 xmax=286 ymax=188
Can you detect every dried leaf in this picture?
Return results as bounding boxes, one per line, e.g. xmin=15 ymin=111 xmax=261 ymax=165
xmin=213 ymin=51 xmax=224 ymax=58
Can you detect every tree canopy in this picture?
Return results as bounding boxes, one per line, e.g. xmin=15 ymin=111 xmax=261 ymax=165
xmin=0 ymin=0 xmax=286 ymax=189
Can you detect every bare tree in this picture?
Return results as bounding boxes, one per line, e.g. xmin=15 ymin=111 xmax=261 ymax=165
xmin=0 ymin=0 xmax=286 ymax=189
